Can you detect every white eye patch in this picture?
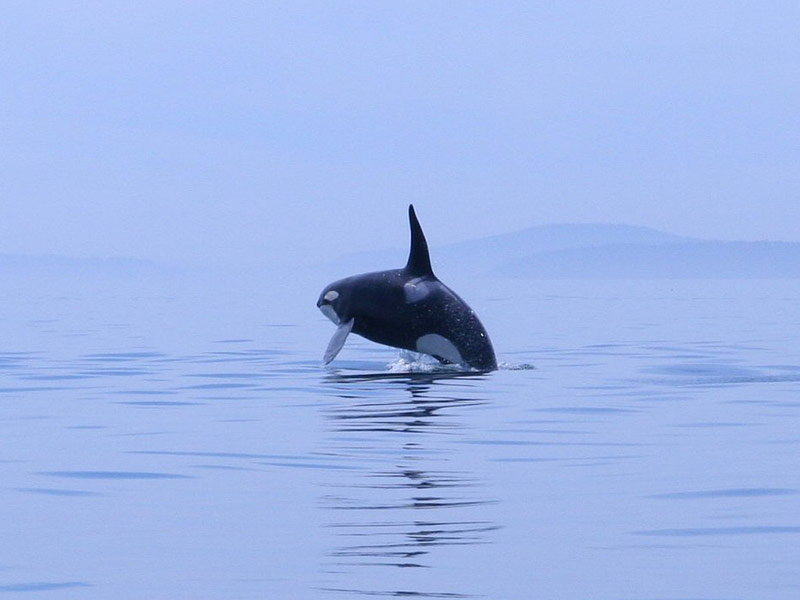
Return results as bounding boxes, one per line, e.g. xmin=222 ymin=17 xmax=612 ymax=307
xmin=324 ymin=290 xmax=339 ymax=302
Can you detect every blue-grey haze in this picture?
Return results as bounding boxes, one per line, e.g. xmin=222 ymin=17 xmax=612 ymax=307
xmin=5 ymin=222 xmax=800 ymax=281
xmin=329 ymin=223 xmax=800 ymax=279
xmin=2 ymin=3 xmax=800 ymax=598
xmin=1 ymin=1 xmax=800 ymax=270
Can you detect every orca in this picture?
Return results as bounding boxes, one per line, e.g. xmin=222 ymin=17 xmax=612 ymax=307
xmin=317 ymin=205 xmax=497 ymax=371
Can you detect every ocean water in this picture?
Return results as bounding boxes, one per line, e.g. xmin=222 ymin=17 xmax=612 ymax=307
xmin=1 ymin=272 xmax=799 ymax=599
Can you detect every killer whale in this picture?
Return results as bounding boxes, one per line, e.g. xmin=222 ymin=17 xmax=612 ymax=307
xmin=317 ymin=205 xmax=497 ymax=371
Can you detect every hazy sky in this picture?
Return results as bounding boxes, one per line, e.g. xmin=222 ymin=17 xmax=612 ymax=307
xmin=1 ymin=1 xmax=798 ymax=268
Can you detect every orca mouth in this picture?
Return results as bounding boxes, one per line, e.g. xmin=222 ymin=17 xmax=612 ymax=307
xmin=319 ymin=303 xmax=340 ymax=325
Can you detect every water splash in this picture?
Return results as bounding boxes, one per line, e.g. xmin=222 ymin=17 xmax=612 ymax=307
xmin=385 ymin=353 xmax=535 ymax=373
xmin=497 ymin=361 xmax=536 ymax=371
xmin=386 ymin=351 xmax=475 ymax=374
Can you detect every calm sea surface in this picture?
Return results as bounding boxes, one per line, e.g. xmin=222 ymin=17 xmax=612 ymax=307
xmin=1 ymin=272 xmax=799 ymax=599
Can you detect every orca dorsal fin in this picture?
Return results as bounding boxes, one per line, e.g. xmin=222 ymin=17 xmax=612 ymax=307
xmin=405 ymin=205 xmax=434 ymax=277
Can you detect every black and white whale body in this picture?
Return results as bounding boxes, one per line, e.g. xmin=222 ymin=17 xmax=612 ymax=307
xmin=317 ymin=205 xmax=497 ymax=371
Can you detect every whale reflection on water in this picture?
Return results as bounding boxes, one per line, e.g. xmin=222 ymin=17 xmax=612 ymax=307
xmin=317 ymin=369 xmax=498 ymax=597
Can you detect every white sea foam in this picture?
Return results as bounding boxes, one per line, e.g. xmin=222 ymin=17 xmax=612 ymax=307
xmin=386 ymin=353 xmax=534 ymax=373
xmin=386 ymin=350 xmax=473 ymax=373
xmin=497 ymin=361 xmax=536 ymax=371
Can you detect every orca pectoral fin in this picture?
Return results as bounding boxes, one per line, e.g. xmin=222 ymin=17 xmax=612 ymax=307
xmin=323 ymin=318 xmax=354 ymax=365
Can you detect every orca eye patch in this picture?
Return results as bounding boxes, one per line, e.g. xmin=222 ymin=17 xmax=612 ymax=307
xmin=324 ymin=290 xmax=339 ymax=302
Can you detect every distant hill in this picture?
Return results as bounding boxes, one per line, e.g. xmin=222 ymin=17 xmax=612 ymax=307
xmin=498 ymin=241 xmax=800 ymax=279
xmin=329 ymin=224 xmax=800 ymax=279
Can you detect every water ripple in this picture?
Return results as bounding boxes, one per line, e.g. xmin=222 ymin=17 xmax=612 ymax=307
xmin=317 ymin=372 xmax=496 ymax=597
xmin=38 ymin=471 xmax=192 ymax=480
xmin=633 ymin=526 xmax=800 ymax=537
xmin=649 ymin=488 xmax=797 ymax=500
xmin=0 ymin=582 xmax=92 ymax=593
